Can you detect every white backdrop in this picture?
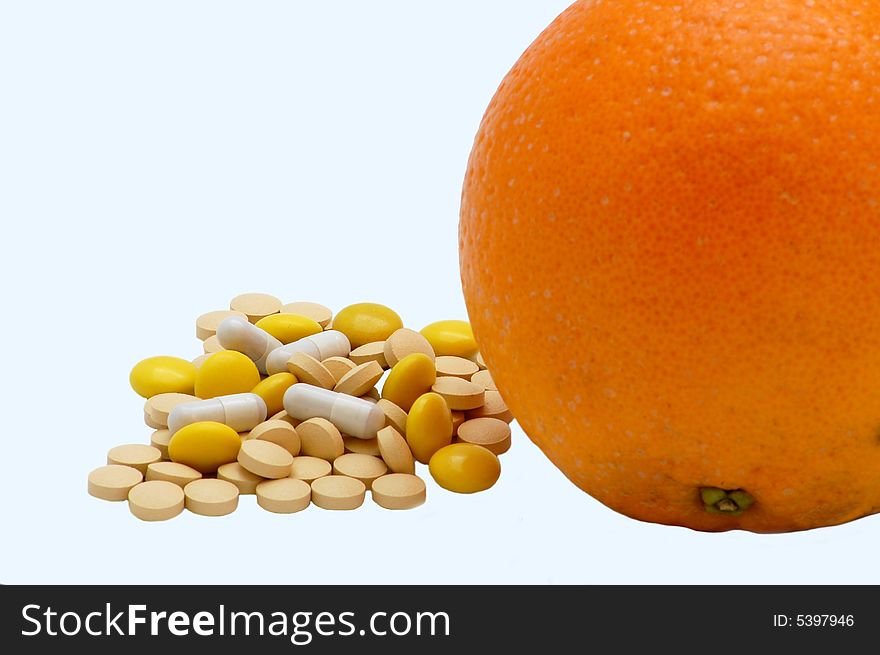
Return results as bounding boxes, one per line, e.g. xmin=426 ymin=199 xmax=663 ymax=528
xmin=1 ymin=1 xmax=877 ymax=584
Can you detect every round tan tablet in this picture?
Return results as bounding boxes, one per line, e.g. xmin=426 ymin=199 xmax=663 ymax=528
xmin=322 ymin=356 xmax=357 ymax=382
xmin=217 ymin=462 xmax=265 ymax=494
xmin=191 ymin=353 xmax=211 ymax=369
xmin=269 ymin=410 xmax=300 ymax=427
xmin=473 ymin=351 xmax=487 ymax=370
xmin=296 ymin=418 xmax=344 ymax=461
xmin=248 ymin=420 xmax=301 ymax=455
xmin=146 ymin=392 xmax=199 ymax=425
xmin=383 ymin=328 xmax=436 ymax=367
xmin=287 ymin=352 xmax=336 ymax=389
xmin=376 ymin=426 xmax=415 ymax=474
xmin=343 ymin=435 xmax=381 ymax=456
xmin=435 ymin=355 xmax=480 ymax=380
xmin=334 ymin=361 xmax=384 ymax=397
xmin=371 ymin=473 xmax=426 ymax=510
xmin=238 ymin=439 xmax=294 ymax=479
xmin=361 ymin=387 xmax=380 ymax=401
xmin=144 ymin=411 xmax=164 ymax=430
xmin=470 ymin=369 xmax=497 ymax=391
xmin=107 ymin=444 xmax=162 ymax=474
xmin=310 ymin=475 xmax=366 ymax=510
xmin=456 ymin=417 xmax=512 ymax=455
xmin=281 ymin=301 xmax=333 ymax=328
xmin=289 ymin=456 xmax=332 ymax=483
xmin=184 ymin=478 xmax=239 ymax=516
xmin=451 ymin=411 xmax=466 ymax=433
xmin=332 ymin=453 xmax=387 ymax=489
xmin=150 ymin=430 xmax=172 ymax=460
xmin=203 ymin=334 xmax=225 ymax=354
xmin=256 ymin=478 xmax=311 ymax=514
xmin=349 ymin=341 xmax=388 ymax=368
xmin=230 ymin=292 xmax=282 ymax=323
xmin=466 ymin=390 xmax=514 ymax=423
xmin=377 ymin=399 xmax=408 ymax=435
xmin=128 ymin=480 xmax=185 ymax=521
xmin=196 ymin=309 xmax=248 ymax=341
xmin=88 ymin=465 xmax=143 ymax=501
xmin=431 ymin=376 xmax=486 ymax=411
xmin=146 ymin=461 xmax=202 ymax=487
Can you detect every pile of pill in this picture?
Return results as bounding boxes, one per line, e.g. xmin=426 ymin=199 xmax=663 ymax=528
xmin=88 ymin=294 xmax=515 ymax=521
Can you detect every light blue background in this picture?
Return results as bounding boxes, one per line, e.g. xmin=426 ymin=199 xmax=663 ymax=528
xmin=1 ymin=1 xmax=876 ymax=584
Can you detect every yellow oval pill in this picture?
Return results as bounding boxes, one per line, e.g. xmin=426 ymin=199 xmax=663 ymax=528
xmin=168 ymin=421 xmax=242 ymax=474
xmin=129 ymin=356 xmax=196 ymax=398
xmin=333 ymin=303 xmax=403 ymax=349
xmin=405 ymin=392 xmax=453 ymax=464
xmin=420 ymin=320 xmax=478 ymax=358
xmin=194 ymin=350 xmax=261 ymax=399
xmin=381 ymin=353 xmax=436 ymax=412
xmin=251 ymin=372 xmax=298 ymax=416
xmin=428 ymin=443 xmax=500 ymax=494
xmin=255 ymin=313 xmax=323 ymax=344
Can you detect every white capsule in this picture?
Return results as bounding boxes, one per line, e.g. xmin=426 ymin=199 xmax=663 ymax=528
xmin=284 ymin=384 xmax=385 ymax=439
xmin=265 ymin=330 xmax=351 ymax=376
xmin=216 ymin=316 xmax=283 ymax=375
xmin=167 ymin=393 xmax=267 ymax=434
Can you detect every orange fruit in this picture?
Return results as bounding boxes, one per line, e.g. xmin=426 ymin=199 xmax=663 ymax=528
xmin=460 ymin=0 xmax=880 ymax=533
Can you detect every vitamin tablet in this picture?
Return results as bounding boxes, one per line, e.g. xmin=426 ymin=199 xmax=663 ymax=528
xmin=191 ymin=354 xmax=211 ymax=369
xmin=251 ymin=372 xmax=298 ymax=416
xmin=381 ymin=352 xmax=436 ymax=412
xmin=322 ymin=356 xmax=357 ymax=382
xmin=216 ymin=316 xmax=283 ymax=374
xmin=146 ymin=461 xmax=202 ymax=487
xmin=470 ymin=369 xmax=497 ymax=391
xmin=456 ymin=417 xmax=512 ymax=455
xmin=343 ymin=435 xmax=381 ymax=456
xmin=168 ymin=393 xmax=267 ymax=434
xmin=333 ymin=303 xmax=403 ymax=349
xmin=451 ymin=411 xmax=465 ymax=433
xmin=429 ymin=443 xmax=501 ymax=494
xmin=184 ymin=478 xmax=239 ymax=516
xmin=145 ymin=393 xmax=199 ymax=426
xmin=256 ymin=478 xmax=311 ymax=514
xmin=230 ymin=292 xmax=282 ymax=323
xmin=349 ymin=341 xmax=389 ymax=368
xmin=435 ymin=356 xmax=480 ymax=380
xmin=168 ymin=421 xmax=242 ymax=473
xmin=238 ymin=439 xmax=294 ymax=479
xmin=150 ymin=429 xmax=172 ymax=459
xmin=362 ymin=387 xmax=381 ymax=401
xmin=107 ymin=444 xmax=162 ymax=475
xmin=128 ymin=480 xmax=185 ymax=521
xmin=269 ymin=410 xmax=299 ymax=427
xmin=334 ymin=361 xmax=384 ymax=397
xmin=203 ymin=335 xmax=225 ymax=354
xmin=377 ymin=399 xmax=408 ymax=435
xmin=371 ymin=474 xmax=426 ymax=510
xmin=383 ymin=328 xmax=435 ymax=367
xmin=473 ymin=351 xmax=487 ymax=370
xmin=196 ymin=309 xmax=248 ymax=341
xmin=466 ymin=390 xmax=514 ymax=423
xmin=249 ymin=420 xmax=301 ymax=455
xmin=332 ymin=453 xmax=388 ymax=489
xmin=310 ymin=475 xmax=366 ymax=510
xmin=287 ymin=352 xmax=336 ymax=389
xmin=296 ymin=418 xmax=344 ymax=461
xmin=281 ymin=301 xmax=333 ymax=328
xmin=265 ymin=330 xmax=351 ymax=376
xmin=376 ymin=426 xmax=415 ymax=474
xmin=431 ymin=376 xmax=485 ymax=411
xmin=406 ymin=392 xmax=453 ymax=464
xmin=194 ymin=350 xmax=261 ymax=399
xmin=144 ymin=411 xmax=164 ymax=430
xmin=289 ymin=456 xmax=332 ymax=483
xmin=255 ymin=313 xmax=322 ymax=344
xmin=284 ymin=385 xmax=386 ymax=439
xmin=217 ymin=462 xmax=265 ymax=494
xmin=130 ymin=356 xmax=197 ymax=398
xmin=88 ymin=465 xmax=143 ymax=501
xmin=420 ymin=320 xmax=478 ymax=358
